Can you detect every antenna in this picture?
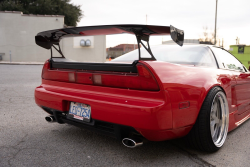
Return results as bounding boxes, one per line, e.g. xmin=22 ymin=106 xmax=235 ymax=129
xmin=146 ymin=14 xmax=147 ymax=25
xmin=214 ymin=0 xmax=218 ymax=45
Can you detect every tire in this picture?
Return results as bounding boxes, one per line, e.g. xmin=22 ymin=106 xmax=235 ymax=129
xmin=187 ymin=87 xmax=229 ymax=152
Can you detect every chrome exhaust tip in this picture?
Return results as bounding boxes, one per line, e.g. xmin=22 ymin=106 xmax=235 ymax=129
xmin=122 ymin=138 xmax=143 ymax=148
xmin=45 ymin=115 xmax=56 ymax=123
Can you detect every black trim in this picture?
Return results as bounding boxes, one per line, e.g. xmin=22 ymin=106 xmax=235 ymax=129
xmin=61 ymin=118 xmax=115 ymax=137
xmin=136 ymin=35 xmax=156 ymax=61
xmin=42 ymin=106 xmax=53 ymax=115
xmin=51 ymin=44 xmax=65 ymax=58
xmin=51 ymin=58 xmax=138 ymax=73
xmin=208 ymin=46 xmax=219 ymax=69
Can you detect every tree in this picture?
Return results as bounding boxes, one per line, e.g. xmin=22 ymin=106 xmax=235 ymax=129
xmin=199 ymin=26 xmax=214 ymax=44
xmin=0 ymin=0 xmax=83 ymax=26
xmin=199 ymin=26 xmax=224 ymax=47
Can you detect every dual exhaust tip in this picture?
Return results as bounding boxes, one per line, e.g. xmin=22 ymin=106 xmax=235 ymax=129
xmin=45 ymin=115 xmax=56 ymax=123
xmin=45 ymin=116 xmax=143 ymax=148
xmin=122 ymin=138 xmax=143 ymax=148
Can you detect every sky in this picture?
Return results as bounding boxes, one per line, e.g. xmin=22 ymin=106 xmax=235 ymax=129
xmin=71 ymin=0 xmax=250 ymax=49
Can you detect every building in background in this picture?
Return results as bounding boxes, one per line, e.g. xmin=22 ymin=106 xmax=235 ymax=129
xmin=163 ymin=39 xmax=200 ymax=45
xmin=229 ymin=45 xmax=250 ymax=69
xmin=163 ymin=39 xmax=214 ymax=45
xmin=106 ymin=44 xmax=139 ymax=58
xmin=0 ymin=11 xmax=106 ymax=63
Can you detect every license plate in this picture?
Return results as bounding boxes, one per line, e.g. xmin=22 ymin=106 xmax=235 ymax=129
xmin=68 ymin=102 xmax=91 ymax=122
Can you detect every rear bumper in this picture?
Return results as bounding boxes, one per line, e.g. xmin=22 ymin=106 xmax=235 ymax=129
xmin=35 ymin=80 xmax=191 ymax=141
xmin=42 ymin=107 xmax=138 ymax=140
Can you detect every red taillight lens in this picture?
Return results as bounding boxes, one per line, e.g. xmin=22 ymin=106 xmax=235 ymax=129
xmin=137 ymin=64 xmax=151 ymax=78
xmin=136 ymin=64 xmax=159 ymax=90
xmin=76 ymin=72 xmax=93 ymax=84
xmin=42 ymin=59 xmax=50 ymax=79
xmin=86 ymin=63 xmax=159 ymax=91
xmin=42 ymin=61 xmax=159 ymax=91
xmin=42 ymin=60 xmax=75 ymax=82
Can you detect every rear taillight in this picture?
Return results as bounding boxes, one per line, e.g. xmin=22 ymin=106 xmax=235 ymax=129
xmin=136 ymin=64 xmax=159 ymax=90
xmin=42 ymin=62 xmax=159 ymax=91
xmin=42 ymin=60 xmax=75 ymax=82
xmin=41 ymin=59 xmax=50 ymax=79
xmin=77 ymin=63 xmax=159 ymax=91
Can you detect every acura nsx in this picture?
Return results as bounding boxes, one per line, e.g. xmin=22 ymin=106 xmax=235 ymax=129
xmin=34 ymin=25 xmax=250 ymax=152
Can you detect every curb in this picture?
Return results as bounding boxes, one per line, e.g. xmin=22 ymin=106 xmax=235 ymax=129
xmin=0 ymin=61 xmax=43 ymax=65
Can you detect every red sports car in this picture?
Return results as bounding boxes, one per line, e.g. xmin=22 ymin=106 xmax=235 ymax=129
xmin=34 ymin=25 xmax=250 ymax=152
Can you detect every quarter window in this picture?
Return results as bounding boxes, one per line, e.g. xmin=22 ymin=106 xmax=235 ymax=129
xmin=113 ymin=45 xmax=217 ymax=68
xmin=211 ymin=47 xmax=244 ymax=71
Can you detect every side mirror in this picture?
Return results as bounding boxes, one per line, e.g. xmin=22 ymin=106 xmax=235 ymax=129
xmin=35 ymin=36 xmax=51 ymax=49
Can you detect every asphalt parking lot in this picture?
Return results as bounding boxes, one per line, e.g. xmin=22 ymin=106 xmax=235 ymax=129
xmin=0 ymin=64 xmax=250 ymax=167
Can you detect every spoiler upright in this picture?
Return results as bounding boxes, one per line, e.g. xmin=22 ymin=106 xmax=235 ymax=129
xmin=35 ymin=24 xmax=184 ymax=60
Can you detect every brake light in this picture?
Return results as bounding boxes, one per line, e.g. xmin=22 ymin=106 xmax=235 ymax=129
xmin=136 ymin=64 xmax=159 ymax=90
xmin=42 ymin=59 xmax=50 ymax=79
xmin=42 ymin=60 xmax=76 ymax=82
xmin=42 ymin=61 xmax=159 ymax=91
xmin=78 ymin=63 xmax=159 ymax=91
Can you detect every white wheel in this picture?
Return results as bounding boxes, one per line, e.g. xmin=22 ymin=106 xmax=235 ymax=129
xmin=187 ymin=87 xmax=229 ymax=152
xmin=210 ymin=91 xmax=229 ymax=147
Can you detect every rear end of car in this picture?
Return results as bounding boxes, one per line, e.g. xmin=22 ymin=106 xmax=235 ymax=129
xmin=34 ymin=24 xmax=186 ymax=146
xmin=35 ymin=58 xmax=173 ymax=141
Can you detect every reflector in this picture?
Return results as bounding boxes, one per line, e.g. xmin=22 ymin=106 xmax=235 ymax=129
xmin=68 ymin=73 xmax=75 ymax=82
xmin=179 ymin=101 xmax=190 ymax=109
xmin=93 ymin=75 xmax=102 ymax=85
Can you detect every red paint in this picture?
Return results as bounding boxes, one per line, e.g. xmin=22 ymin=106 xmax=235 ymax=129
xmin=42 ymin=61 xmax=159 ymax=91
xmin=77 ymin=26 xmax=170 ymax=36
xmin=79 ymin=28 xmax=134 ymax=36
xmin=35 ymin=60 xmax=250 ymax=141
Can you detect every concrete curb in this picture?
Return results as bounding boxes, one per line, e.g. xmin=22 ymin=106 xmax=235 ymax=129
xmin=0 ymin=61 xmax=43 ymax=65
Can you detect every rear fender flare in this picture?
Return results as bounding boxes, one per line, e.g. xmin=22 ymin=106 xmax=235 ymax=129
xmin=194 ymin=84 xmax=227 ymax=125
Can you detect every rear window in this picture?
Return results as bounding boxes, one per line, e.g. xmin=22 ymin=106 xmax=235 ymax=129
xmin=112 ymin=45 xmax=217 ymax=68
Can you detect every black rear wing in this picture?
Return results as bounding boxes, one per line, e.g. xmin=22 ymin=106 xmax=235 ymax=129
xmin=35 ymin=24 xmax=184 ymax=61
